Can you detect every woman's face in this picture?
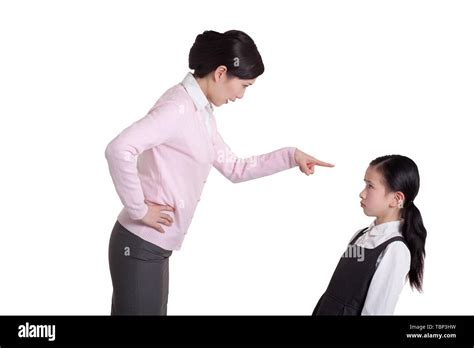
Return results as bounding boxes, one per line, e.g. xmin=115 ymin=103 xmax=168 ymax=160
xmin=359 ymin=166 xmax=398 ymax=218
xmin=208 ymin=67 xmax=256 ymax=107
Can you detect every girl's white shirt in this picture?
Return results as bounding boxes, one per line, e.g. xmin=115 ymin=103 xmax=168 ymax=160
xmin=349 ymin=220 xmax=411 ymax=315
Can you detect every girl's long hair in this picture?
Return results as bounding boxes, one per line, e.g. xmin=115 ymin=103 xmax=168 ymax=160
xmin=370 ymin=155 xmax=427 ymax=291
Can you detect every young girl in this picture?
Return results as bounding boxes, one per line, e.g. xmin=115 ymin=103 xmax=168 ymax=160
xmin=313 ymin=155 xmax=427 ymax=315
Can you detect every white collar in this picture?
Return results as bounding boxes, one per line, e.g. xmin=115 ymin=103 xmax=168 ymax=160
xmin=367 ymin=220 xmax=402 ymax=236
xmin=181 ymin=72 xmax=213 ymax=112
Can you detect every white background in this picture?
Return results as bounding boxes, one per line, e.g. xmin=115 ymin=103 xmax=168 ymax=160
xmin=1 ymin=0 xmax=473 ymax=315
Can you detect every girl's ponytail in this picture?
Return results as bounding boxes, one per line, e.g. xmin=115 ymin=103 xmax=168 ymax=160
xmin=370 ymin=155 xmax=427 ymax=293
xmin=401 ymin=201 xmax=427 ymax=291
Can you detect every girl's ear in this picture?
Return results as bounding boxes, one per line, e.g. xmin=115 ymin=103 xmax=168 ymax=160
xmin=393 ymin=191 xmax=406 ymax=208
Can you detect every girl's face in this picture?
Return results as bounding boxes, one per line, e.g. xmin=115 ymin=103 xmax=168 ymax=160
xmin=359 ymin=165 xmax=402 ymax=220
xmin=208 ymin=66 xmax=256 ymax=107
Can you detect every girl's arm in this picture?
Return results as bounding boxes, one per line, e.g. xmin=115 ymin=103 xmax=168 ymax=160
xmin=212 ymin=131 xmax=298 ymax=183
xmin=361 ymin=242 xmax=411 ymax=315
xmin=105 ymin=102 xmax=182 ymax=220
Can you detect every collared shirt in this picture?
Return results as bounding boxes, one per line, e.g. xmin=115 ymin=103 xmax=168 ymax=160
xmin=105 ymin=72 xmax=297 ymax=250
xmin=348 ymin=220 xmax=411 ymax=315
xmin=180 ymin=72 xmax=213 ymax=135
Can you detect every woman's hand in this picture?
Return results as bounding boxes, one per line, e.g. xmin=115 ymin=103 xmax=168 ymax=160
xmin=141 ymin=200 xmax=175 ymax=233
xmin=294 ymin=148 xmax=335 ymax=176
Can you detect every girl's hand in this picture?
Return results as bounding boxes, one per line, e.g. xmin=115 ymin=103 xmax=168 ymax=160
xmin=294 ymin=148 xmax=335 ymax=176
xmin=141 ymin=200 xmax=175 ymax=233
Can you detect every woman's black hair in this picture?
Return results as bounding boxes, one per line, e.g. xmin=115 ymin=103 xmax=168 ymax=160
xmin=188 ymin=30 xmax=264 ymax=79
xmin=370 ymin=155 xmax=427 ymax=292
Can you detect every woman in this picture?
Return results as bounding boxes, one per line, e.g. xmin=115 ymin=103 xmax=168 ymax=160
xmin=105 ymin=29 xmax=334 ymax=315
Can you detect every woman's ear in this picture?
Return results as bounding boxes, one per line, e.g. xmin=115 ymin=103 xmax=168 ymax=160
xmin=213 ymin=65 xmax=228 ymax=82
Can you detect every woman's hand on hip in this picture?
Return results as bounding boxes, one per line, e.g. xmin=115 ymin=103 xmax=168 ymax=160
xmin=141 ymin=200 xmax=175 ymax=233
xmin=294 ymin=148 xmax=335 ymax=176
